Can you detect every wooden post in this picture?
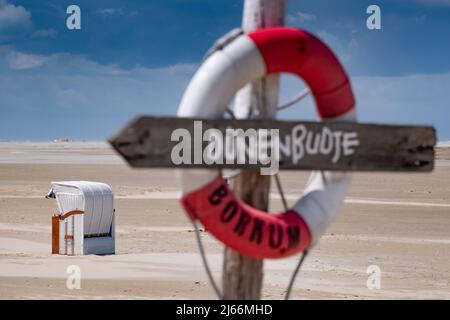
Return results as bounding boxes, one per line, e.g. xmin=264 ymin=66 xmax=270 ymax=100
xmin=222 ymin=0 xmax=286 ymax=300
xmin=51 ymin=215 xmax=60 ymax=254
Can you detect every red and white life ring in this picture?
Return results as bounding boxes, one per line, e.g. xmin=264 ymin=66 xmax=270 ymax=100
xmin=176 ymin=27 xmax=356 ymax=259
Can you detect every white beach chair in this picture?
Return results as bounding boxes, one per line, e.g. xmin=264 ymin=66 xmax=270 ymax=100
xmin=46 ymin=181 xmax=115 ymax=255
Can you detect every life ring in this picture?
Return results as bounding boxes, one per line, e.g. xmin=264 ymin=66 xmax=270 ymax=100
xmin=176 ymin=27 xmax=356 ymax=259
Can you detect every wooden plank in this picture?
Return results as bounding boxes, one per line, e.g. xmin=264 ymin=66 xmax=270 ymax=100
xmin=60 ymin=210 xmax=84 ymax=220
xmin=51 ymin=216 xmax=59 ymax=254
xmin=109 ymin=116 xmax=436 ymax=172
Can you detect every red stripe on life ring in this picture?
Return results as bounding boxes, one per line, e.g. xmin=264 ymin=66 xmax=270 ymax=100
xmin=248 ymin=27 xmax=355 ymax=119
xmin=181 ymin=176 xmax=311 ymax=259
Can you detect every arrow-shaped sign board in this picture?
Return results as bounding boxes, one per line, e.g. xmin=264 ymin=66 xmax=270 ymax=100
xmin=109 ymin=116 xmax=435 ymax=172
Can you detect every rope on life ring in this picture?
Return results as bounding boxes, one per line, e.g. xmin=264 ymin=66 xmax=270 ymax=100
xmin=176 ymin=27 xmax=357 ymax=259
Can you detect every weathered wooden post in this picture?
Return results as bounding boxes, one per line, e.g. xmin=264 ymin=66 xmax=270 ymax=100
xmin=222 ymin=0 xmax=286 ymax=300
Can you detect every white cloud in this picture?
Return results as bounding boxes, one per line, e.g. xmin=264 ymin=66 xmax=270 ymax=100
xmin=96 ymin=8 xmax=124 ymax=16
xmin=0 ymin=46 xmax=197 ymax=139
xmin=0 ymin=0 xmax=31 ymax=31
xmin=0 ymin=44 xmax=448 ymax=140
xmin=6 ymin=50 xmax=48 ymax=70
xmin=417 ymin=0 xmax=450 ymax=6
xmin=287 ymin=11 xmax=316 ymax=24
xmin=348 ymin=38 xmax=358 ymax=50
xmin=31 ymin=28 xmax=57 ymax=38
xmin=96 ymin=8 xmax=137 ymax=17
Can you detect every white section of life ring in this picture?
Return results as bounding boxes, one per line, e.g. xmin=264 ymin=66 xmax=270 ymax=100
xmin=176 ymin=34 xmax=265 ymax=196
xmin=293 ymin=108 xmax=356 ymax=243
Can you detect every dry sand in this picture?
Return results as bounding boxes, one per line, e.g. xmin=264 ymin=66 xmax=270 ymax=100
xmin=0 ymin=142 xmax=449 ymax=299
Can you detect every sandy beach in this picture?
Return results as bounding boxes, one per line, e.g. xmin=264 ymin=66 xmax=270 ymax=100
xmin=0 ymin=142 xmax=449 ymax=299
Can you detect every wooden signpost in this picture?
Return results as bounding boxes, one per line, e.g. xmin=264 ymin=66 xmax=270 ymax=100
xmin=110 ymin=116 xmax=435 ymax=172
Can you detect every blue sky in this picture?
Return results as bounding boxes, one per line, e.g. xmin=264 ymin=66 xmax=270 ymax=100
xmin=0 ymin=0 xmax=449 ymax=140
